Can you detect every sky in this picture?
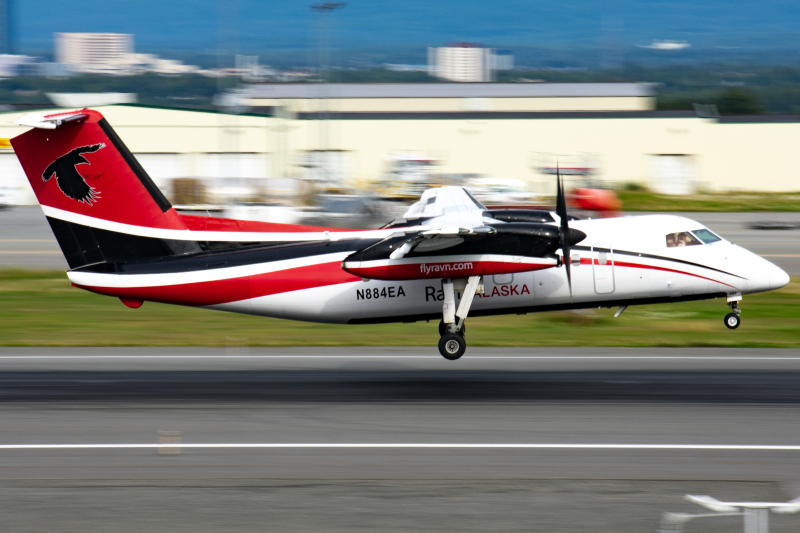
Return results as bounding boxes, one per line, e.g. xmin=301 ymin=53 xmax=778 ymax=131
xmin=14 ymin=1 xmax=800 ymax=62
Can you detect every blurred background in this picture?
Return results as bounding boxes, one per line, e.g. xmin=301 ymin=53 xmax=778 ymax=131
xmin=1 ymin=0 xmax=800 ymax=225
xmin=2 ymin=3 xmax=800 ymax=532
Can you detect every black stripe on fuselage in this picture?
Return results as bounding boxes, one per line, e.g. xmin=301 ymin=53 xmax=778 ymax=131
xmin=348 ymin=292 xmax=729 ymax=324
xmin=47 ymin=217 xmax=381 ymax=273
xmin=79 ymin=238 xmax=377 ymax=275
xmin=572 ymin=245 xmax=747 ymax=280
xmin=48 ymin=217 xmax=203 ymax=269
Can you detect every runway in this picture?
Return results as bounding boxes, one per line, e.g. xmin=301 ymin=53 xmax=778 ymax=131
xmin=0 ymin=347 xmax=798 ymax=481
xmin=1 ymin=347 xmax=799 ymax=531
xmin=3 ymin=347 xmax=800 ymax=402
xmin=2 ymin=206 xmax=800 ymax=273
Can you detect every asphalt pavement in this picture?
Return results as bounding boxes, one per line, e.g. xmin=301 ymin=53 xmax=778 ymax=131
xmin=0 ymin=347 xmax=799 ymax=531
xmin=1 ymin=206 xmax=799 ymax=273
xmin=0 ymin=347 xmax=799 ymax=402
xmin=0 ymin=347 xmax=799 ymax=481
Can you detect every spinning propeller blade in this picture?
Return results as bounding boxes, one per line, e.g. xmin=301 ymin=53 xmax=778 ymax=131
xmin=556 ymin=164 xmax=573 ymax=302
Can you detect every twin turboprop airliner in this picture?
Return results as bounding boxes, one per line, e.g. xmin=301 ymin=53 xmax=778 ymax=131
xmin=11 ymin=109 xmax=790 ymax=359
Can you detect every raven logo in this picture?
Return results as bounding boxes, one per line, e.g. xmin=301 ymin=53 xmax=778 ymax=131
xmin=42 ymin=143 xmax=106 ymax=205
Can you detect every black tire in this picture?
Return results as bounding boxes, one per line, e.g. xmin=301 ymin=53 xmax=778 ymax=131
xmin=438 ymin=320 xmax=465 ymax=337
xmin=438 ymin=333 xmax=466 ymax=360
xmin=724 ymin=313 xmax=741 ymax=329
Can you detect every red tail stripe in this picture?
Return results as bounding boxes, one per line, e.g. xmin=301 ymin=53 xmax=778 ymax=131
xmin=179 ymin=214 xmax=358 ymax=234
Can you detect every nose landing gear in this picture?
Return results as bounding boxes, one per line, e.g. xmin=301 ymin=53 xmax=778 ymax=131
xmin=724 ymin=300 xmax=742 ymax=329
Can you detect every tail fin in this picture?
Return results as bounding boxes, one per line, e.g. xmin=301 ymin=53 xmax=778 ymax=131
xmin=11 ymin=109 xmax=195 ymax=269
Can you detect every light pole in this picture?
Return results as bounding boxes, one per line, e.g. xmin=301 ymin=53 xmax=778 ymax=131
xmin=310 ymin=2 xmax=346 ymax=193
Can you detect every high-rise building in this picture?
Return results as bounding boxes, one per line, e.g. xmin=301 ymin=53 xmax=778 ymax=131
xmin=428 ymin=43 xmax=493 ymax=82
xmin=0 ymin=0 xmax=13 ymax=55
xmin=55 ymin=33 xmax=134 ymax=75
xmin=428 ymin=44 xmax=513 ymax=82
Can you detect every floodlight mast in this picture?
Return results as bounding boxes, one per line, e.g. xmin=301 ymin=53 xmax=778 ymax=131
xmin=310 ymin=1 xmax=346 ymax=193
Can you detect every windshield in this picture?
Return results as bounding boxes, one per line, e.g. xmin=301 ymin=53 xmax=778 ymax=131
xmin=692 ymin=228 xmax=723 ymax=244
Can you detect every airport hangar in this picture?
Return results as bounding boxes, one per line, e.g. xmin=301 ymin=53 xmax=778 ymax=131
xmin=1 ymin=81 xmax=799 ymax=205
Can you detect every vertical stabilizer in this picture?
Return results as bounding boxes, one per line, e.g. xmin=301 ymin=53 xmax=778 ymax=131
xmin=11 ymin=109 xmax=194 ymax=269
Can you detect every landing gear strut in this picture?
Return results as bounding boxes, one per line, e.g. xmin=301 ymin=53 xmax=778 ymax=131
xmin=437 ymin=276 xmax=482 ymax=360
xmin=724 ymin=300 xmax=741 ymax=329
xmin=439 ymin=320 xmax=465 ymax=337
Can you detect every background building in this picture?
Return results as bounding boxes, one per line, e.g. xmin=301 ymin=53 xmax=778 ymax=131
xmin=55 ymin=33 xmax=134 ymax=75
xmin=240 ymin=82 xmax=653 ymax=113
xmin=1 ymin=85 xmax=800 ymax=205
xmin=54 ymin=33 xmax=199 ymax=75
xmin=428 ymin=43 xmax=497 ymax=82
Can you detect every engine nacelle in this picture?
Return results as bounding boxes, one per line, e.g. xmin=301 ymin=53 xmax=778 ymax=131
xmin=342 ymin=256 xmax=557 ymax=281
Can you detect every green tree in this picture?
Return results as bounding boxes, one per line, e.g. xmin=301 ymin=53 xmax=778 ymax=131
xmin=715 ymin=88 xmax=764 ymax=115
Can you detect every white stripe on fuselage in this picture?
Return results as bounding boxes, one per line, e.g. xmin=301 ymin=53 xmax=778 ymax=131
xmin=41 ymin=205 xmax=403 ymax=243
xmin=348 ymin=255 xmax=556 ymax=268
xmin=67 ymin=251 xmax=354 ymax=289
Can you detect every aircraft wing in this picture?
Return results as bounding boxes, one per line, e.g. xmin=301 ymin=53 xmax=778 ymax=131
xmin=402 ymin=186 xmax=487 ymax=229
xmin=389 ymin=226 xmax=496 ymax=259
xmin=768 ymin=497 xmax=800 ymax=514
xmin=684 ymin=495 xmax=739 ymax=513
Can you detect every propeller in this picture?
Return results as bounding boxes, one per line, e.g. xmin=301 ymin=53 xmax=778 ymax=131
xmin=556 ymin=164 xmax=574 ymax=302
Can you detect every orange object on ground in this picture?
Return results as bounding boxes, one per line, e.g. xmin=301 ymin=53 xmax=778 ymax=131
xmin=571 ymin=188 xmax=622 ymax=217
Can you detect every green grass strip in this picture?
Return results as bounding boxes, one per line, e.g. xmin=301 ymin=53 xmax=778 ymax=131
xmin=619 ymin=190 xmax=800 ymax=212
xmin=1 ymin=269 xmax=798 ymax=347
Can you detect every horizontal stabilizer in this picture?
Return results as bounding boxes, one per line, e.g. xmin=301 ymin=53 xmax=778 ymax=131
xmin=15 ymin=110 xmax=90 ymax=130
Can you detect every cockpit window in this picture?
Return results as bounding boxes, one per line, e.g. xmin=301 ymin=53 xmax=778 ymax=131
xmin=692 ymin=228 xmax=722 ymax=244
xmin=666 ymin=231 xmax=702 ymax=248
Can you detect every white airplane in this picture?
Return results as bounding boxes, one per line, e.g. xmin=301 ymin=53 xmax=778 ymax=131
xmin=11 ymin=109 xmax=791 ymax=359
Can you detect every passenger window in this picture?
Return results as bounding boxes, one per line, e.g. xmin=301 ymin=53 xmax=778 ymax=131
xmin=666 ymin=231 xmax=702 ymax=248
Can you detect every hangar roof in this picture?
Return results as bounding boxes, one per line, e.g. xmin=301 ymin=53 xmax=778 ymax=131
xmin=242 ymin=82 xmax=654 ymax=99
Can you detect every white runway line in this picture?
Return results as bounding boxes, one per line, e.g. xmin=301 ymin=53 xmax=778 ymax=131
xmin=1 ymin=355 xmax=800 ymax=360
xmin=1 ymin=443 xmax=800 ymax=450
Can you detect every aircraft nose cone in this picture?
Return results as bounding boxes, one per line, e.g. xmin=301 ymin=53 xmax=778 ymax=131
xmin=770 ymin=264 xmax=790 ymax=290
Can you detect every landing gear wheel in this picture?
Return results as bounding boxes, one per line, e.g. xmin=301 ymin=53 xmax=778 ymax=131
xmin=724 ymin=313 xmax=741 ymax=329
xmin=438 ymin=333 xmax=466 ymax=360
xmin=438 ymin=320 xmax=465 ymax=337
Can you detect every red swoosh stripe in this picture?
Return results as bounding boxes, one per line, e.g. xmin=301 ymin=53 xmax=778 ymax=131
xmin=581 ymin=257 xmax=737 ymax=288
xmin=344 ymin=260 xmax=554 ymax=281
xmin=74 ymin=261 xmax=361 ymax=307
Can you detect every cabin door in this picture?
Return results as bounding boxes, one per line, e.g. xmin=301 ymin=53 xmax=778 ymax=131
xmin=592 ymin=244 xmax=615 ymax=294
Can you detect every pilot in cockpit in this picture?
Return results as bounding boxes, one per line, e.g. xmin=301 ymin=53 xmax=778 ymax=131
xmin=666 ymin=231 xmax=702 ymax=248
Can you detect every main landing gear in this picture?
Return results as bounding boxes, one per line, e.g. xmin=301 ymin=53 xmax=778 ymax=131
xmin=437 ymin=276 xmax=482 ymax=360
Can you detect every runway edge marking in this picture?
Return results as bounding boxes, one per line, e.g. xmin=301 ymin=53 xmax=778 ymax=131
xmin=3 ymin=443 xmax=800 ymax=450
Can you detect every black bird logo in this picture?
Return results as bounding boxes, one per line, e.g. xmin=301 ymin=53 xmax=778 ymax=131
xmin=42 ymin=143 xmax=106 ymax=205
